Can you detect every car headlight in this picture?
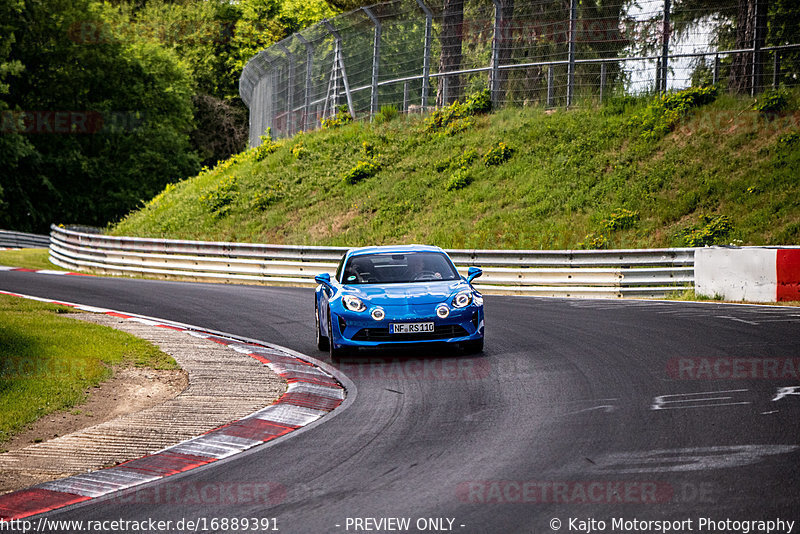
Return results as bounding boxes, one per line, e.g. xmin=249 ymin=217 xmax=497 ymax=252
xmin=371 ymin=307 xmax=385 ymax=321
xmin=342 ymin=295 xmax=367 ymax=312
xmin=452 ymin=290 xmax=473 ymax=308
xmin=436 ymin=305 xmax=450 ymax=318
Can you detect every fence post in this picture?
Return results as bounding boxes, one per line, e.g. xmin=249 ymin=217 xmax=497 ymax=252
xmin=713 ymin=53 xmax=720 ymax=85
xmin=296 ymin=34 xmax=314 ymax=132
xmin=547 ymin=66 xmax=554 ymax=108
xmin=276 ymin=42 xmax=295 ymax=135
xmin=322 ymin=19 xmax=356 ymax=119
xmin=363 ymin=6 xmax=381 ymax=118
xmin=600 ymin=62 xmax=607 ymax=102
xmin=659 ymin=0 xmax=671 ymax=93
xmin=403 ymin=81 xmax=409 ymax=113
xmin=490 ymin=0 xmax=502 ymax=107
xmin=773 ymin=51 xmax=780 ymax=89
xmin=442 ymin=76 xmax=449 ymax=107
xmin=417 ymin=0 xmax=433 ymax=112
xmin=567 ymin=0 xmax=577 ymax=107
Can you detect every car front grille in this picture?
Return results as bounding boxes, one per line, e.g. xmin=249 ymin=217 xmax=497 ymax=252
xmin=352 ymin=324 xmax=469 ymax=342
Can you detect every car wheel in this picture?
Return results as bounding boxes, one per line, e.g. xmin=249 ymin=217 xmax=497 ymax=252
xmin=316 ymin=301 xmax=329 ymax=351
xmin=463 ymin=338 xmax=484 ymax=354
xmin=328 ymin=309 xmax=347 ymax=363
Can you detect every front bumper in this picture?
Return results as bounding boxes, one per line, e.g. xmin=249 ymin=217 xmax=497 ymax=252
xmin=331 ymin=304 xmax=484 ymax=349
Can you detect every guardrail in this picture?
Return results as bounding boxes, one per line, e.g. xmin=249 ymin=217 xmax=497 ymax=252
xmin=0 ymin=229 xmax=51 ymax=249
xmin=49 ymin=225 xmax=695 ymax=298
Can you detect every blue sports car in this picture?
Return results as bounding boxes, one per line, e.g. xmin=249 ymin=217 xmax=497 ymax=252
xmin=314 ymin=245 xmax=485 ymax=361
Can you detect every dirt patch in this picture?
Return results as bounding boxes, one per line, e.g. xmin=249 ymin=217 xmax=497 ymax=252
xmin=2 ymin=367 xmax=187 ymax=454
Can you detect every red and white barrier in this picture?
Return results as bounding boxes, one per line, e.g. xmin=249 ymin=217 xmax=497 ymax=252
xmin=695 ymin=247 xmax=800 ymax=302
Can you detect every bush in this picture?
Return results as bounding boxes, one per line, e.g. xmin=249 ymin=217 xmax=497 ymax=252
xmin=446 ymin=169 xmax=473 ymax=191
xmin=602 ymin=209 xmax=640 ymax=231
xmin=631 ymin=86 xmax=719 ymax=140
xmin=343 ymin=160 xmax=379 ymax=185
xmin=291 ymin=143 xmax=308 ymax=160
xmin=465 ymin=89 xmax=492 ymax=115
xmin=199 ymin=176 xmax=237 ymax=216
xmin=578 ymin=233 xmax=608 ymax=250
xmin=483 ymin=142 xmax=514 ymax=166
xmin=423 ymin=89 xmax=494 ymax=135
xmin=253 ymin=132 xmax=281 ymax=162
xmin=375 ymin=105 xmax=399 ymax=124
xmin=321 ymin=105 xmax=353 ymax=129
xmin=753 ymin=88 xmax=790 ymax=114
xmin=677 ymin=214 xmax=733 ymax=247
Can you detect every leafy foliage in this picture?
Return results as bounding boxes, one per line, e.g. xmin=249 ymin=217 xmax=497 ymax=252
xmin=446 ymin=169 xmax=473 ymax=191
xmin=677 ymin=215 xmax=733 ymax=247
xmin=343 ymin=160 xmax=380 ymax=185
xmin=602 ymin=209 xmax=640 ymax=231
xmin=483 ymin=142 xmax=514 ymax=166
xmin=199 ymin=176 xmax=238 ymax=216
xmin=321 ymin=106 xmax=353 ymax=129
xmin=753 ymin=88 xmax=790 ymax=114
xmin=630 ymin=86 xmax=719 ymax=141
xmin=375 ymin=105 xmax=399 ymax=124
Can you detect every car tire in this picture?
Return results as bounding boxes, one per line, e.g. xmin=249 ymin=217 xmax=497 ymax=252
xmin=316 ymin=301 xmax=329 ymax=351
xmin=463 ymin=338 xmax=484 ymax=354
xmin=328 ymin=309 xmax=348 ymax=363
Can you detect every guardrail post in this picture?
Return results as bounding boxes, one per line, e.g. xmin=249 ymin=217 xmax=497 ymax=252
xmin=566 ymin=0 xmax=577 ymax=107
xmin=276 ymin=43 xmax=295 ymax=135
xmin=659 ymin=0 xmax=671 ymax=94
xmin=363 ymin=6 xmax=381 ymax=118
xmin=296 ymin=35 xmax=314 ymax=132
xmin=417 ymin=0 xmax=433 ymax=112
xmin=323 ymin=19 xmax=356 ymax=119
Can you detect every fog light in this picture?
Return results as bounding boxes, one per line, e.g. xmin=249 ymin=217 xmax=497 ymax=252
xmin=371 ymin=308 xmax=385 ymax=321
xmin=436 ymin=305 xmax=450 ymax=318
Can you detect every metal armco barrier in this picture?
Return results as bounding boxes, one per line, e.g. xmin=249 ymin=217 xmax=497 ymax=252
xmin=0 ymin=229 xmax=51 ymax=248
xmin=49 ymin=225 xmax=695 ymax=298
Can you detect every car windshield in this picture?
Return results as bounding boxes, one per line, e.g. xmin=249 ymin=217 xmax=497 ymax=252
xmin=342 ymin=252 xmax=460 ymax=284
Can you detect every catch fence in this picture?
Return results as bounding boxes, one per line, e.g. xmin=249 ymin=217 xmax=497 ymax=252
xmin=239 ymin=0 xmax=799 ymax=143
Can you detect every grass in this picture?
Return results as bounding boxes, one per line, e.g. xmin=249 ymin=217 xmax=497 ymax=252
xmin=0 ymin=294 xmax=178 ymax=443
xmin=0 ymin=248 xmax=64 ymax=271
xmin=111 ymin=87 xmax=800 ymax=251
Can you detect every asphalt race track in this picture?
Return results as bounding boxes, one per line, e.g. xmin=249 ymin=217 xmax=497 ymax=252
xmin=1 ymin=270 xmax=799 ymax=533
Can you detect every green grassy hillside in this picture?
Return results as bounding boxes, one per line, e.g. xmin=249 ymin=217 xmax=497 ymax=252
xmin=111 ymin=88 xmax=800 ymax=250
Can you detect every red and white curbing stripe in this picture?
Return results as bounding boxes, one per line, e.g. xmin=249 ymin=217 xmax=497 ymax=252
xmin=0 ymin=290 xmax=346 ymax=521
xmin=0 ymin=266 xmax=88 ymax=276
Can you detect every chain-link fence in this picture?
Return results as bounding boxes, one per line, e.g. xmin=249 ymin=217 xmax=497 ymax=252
xmin=239 ymin=0 xmax=799 ymax=144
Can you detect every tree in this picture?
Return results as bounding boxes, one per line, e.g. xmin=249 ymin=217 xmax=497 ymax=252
xmin=438 ymin=0 xmax=465 ymax=106
xmin=673 ymin=0 xmax=779 ymax=94
xmin=0 ymin=0 xmax=199 ymax=231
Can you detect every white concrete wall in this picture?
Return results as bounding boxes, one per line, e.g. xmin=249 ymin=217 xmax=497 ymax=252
xmin=695 ymin=248 xmax=777 ymax=302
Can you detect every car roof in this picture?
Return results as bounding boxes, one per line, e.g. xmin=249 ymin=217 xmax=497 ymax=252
xmin=346 ymin=245 xmax=446 ymax=259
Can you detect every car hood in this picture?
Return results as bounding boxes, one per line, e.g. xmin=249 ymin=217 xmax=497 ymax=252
xmin=345 ymin=280 xmax=467 ymax=306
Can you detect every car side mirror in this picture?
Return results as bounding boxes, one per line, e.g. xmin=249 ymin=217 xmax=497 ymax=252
xmin=467 ymin=267 xmax=483 ymax=284
xmin=315 ymin=273 xmax=332 ymax=287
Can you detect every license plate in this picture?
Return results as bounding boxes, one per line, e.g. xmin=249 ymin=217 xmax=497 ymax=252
xmin=390 ymin=322 xmax=434 ymax=334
